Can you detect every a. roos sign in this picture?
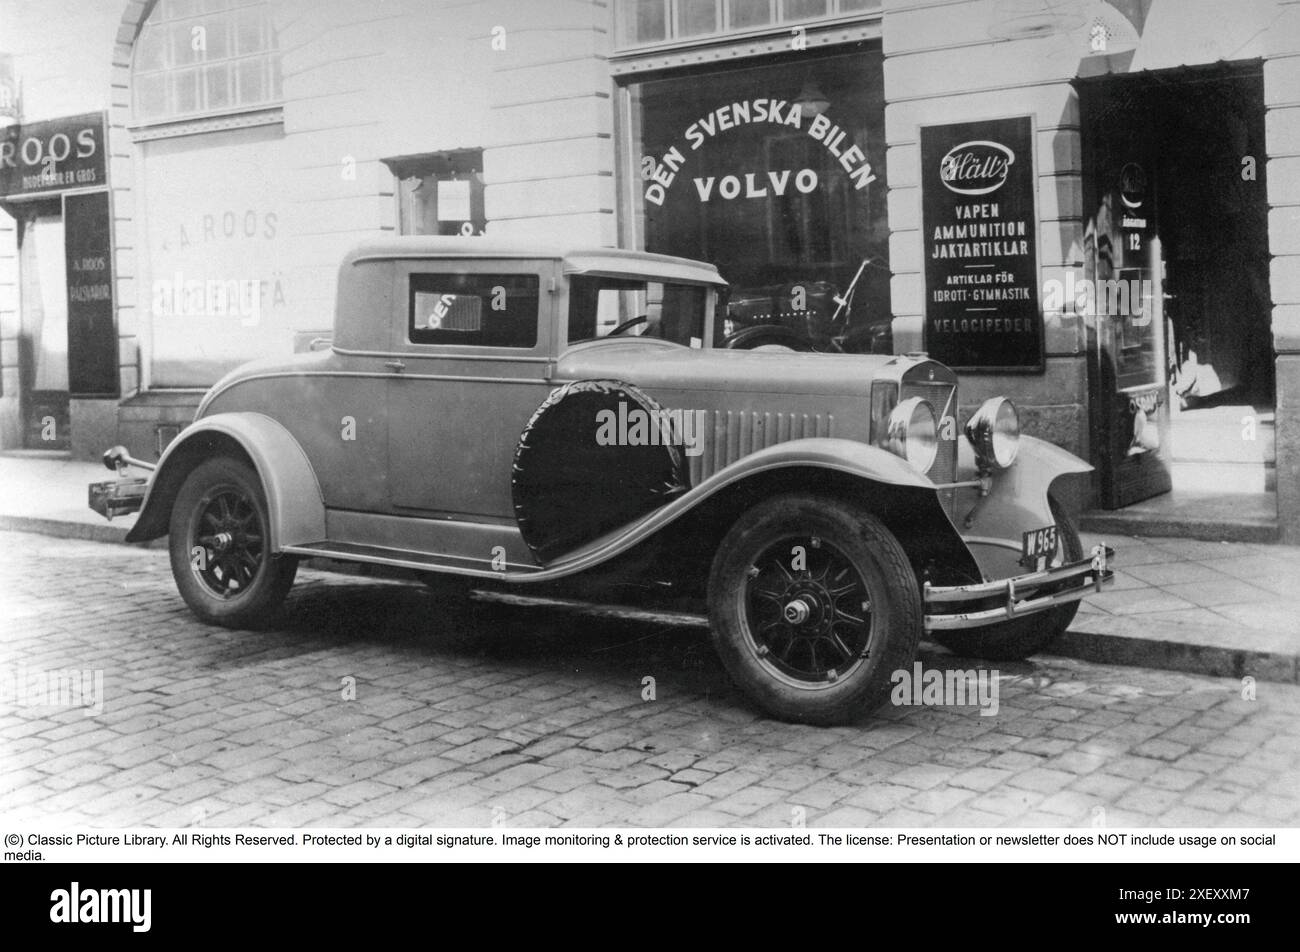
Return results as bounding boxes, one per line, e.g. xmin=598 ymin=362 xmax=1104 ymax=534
xmin=0 ymin=112 xmax=106 ymax=198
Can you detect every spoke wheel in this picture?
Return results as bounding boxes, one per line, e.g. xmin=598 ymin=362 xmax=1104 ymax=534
xmin=745 ymin=536 xmax=874 ymax=687
xmin=708 ymin=493 xmax=922 ymax=725
xmin=168 ymin=457 xmax=297 ymax=629
xmin=191 ymin=486 xmax=266 ymax=597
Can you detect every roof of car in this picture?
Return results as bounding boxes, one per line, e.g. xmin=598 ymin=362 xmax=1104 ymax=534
xmin=342 ymin=236 xmax=728 ymax=286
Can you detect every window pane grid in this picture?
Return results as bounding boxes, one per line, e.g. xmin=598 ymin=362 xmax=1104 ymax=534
xmin=619 ymin=0 xmax=878 ymax=48
xmin=132 ymin=0 xmax=281 ymax=122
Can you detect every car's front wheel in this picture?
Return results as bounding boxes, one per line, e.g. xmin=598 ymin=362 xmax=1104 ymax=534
xmin=707 ymin=493 xmax=922 ymax=725
xmin=168 ymin=456 xmax=298 ymax=628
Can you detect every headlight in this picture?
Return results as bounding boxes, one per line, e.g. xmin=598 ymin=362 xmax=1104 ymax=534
xmin=885 ymin=397 xmax=938 ymax=473
xmin=966 ymin=396 xmax=1020 ymax=469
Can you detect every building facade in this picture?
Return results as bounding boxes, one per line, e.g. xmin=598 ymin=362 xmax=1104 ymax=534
xmin=1 ymin=0 xmax=1298 ymax=537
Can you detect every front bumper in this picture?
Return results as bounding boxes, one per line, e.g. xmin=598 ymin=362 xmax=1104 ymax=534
xmin=923 ymin=545 xmax=1114 ymax=630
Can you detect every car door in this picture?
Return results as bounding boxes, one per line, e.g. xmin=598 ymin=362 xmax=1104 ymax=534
xmin=386 ymin=258 xmax=557 ymax=519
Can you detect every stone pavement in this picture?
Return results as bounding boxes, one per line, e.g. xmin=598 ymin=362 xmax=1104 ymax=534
xmin=2 ymin=451 xmax=1298 ymax=684
xmin=2 ymin=532 xmax=1298 ymax=829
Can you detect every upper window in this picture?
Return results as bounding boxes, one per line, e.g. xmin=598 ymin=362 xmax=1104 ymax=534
xmin=132 ymin=0 xmax=283 ymax=122
xmin=616 ymin=0 xmax=880 ymax=49
xmin=409 ymin=273 xmax=539 ymax=349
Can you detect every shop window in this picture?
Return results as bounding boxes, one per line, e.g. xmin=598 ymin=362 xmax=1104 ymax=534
xmin=132 ymin=0 xmax=282 ymax=123
xmin=409 ymin=273 xmax=538 ymax=349
xmin=616 ymin=0 xmax=879 ymax=48
xmin=624 ymin=49 xmax=891 ymax=353
xmin=385 ymin=150 xmax=486 ymax=237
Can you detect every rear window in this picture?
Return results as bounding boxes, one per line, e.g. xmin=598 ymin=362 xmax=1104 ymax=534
xmin=409 ymin=272 xmax=539 ymax=348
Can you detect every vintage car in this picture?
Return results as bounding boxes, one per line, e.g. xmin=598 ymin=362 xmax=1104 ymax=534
xmin=90 ymin=237 xmax=1113 ymax=725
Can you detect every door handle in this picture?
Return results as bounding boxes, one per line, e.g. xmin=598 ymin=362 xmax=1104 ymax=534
xmin=384 ymin=359 xmax=406 ymax=373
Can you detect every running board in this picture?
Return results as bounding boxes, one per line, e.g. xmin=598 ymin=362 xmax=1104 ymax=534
xmin=281 ymin=540 xmax=544 ymax=579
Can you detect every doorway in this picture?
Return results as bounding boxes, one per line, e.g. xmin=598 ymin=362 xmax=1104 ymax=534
xmin=1079 ymin=62 xmax=1274 ymax=513
xmin=16 ymin=202 xmax=71 ymax=450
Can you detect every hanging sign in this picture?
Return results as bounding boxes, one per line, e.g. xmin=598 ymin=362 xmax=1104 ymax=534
xmin=920 ymin=116 xmax=1042 ymax=372
xmin=0 ymin=112 xmax=106 ymax=198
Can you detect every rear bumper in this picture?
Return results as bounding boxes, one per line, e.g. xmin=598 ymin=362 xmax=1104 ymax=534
xmin=88 ymin=477 xmax=148 ymax=521
xmin=923 ymin=545 xmax=1114 ymax=630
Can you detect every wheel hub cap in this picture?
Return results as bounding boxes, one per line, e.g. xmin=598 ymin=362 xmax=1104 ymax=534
xmin=783 ymin=596 xmax=814 ymax=625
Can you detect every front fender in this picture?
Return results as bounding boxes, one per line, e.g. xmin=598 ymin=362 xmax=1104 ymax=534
xmin=957 ymin=434 xmax=1093 ymax=580
xmin=125 ymin=412 xmax=326 ymax=550
xmin=533 ymin=437 xmax=980 ymax=582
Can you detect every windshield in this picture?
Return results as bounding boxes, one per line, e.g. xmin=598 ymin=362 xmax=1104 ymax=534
xmin=567 ymin=275 xmax=709 ymax=347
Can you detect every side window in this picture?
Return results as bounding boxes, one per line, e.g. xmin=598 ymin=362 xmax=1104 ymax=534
xmin=568 ymin=275 xmax=708 ymax=347
xmin=408 ymin=272 xmax=538 ymax=348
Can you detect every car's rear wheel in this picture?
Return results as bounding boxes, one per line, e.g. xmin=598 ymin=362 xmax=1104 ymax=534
xmin=931 ymin=495 xmax=1083 ymax=661
xmin=168 ymin=457 xmax=298 ymax=628
xmin=707 ymin=493 xmax=921 ymax=725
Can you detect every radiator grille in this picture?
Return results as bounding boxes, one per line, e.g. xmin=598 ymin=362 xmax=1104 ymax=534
xmin=688 ymin=411 xmax=834 ymax=485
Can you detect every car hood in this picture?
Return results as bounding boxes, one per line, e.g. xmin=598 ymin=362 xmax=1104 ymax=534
xmin=555 ymin=341 xmax=897 ymax=397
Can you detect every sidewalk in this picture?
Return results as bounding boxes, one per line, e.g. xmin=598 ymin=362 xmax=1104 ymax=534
xmin=2 ymin=452 xmax=1297 ymax=684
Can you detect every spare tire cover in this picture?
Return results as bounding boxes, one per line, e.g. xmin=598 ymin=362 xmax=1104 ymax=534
xmin=513 ymin=379 xmax=688 ymax=564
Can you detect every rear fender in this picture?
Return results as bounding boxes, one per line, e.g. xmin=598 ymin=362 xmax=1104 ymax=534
xmin=125 ymin=413 xmax=326 ymax=550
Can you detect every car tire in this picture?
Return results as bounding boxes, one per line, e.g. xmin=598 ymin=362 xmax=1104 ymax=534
xmin=931 ymin=496 xmax=1083 ymax=661
xmin=707 ymin=493 xmax=922 ymax=725
xmin=168 ymin=456 xmax=298 ymax=629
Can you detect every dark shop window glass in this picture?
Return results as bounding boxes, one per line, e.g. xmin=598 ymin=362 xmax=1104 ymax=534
xmin=627 ymin=49 xmax=892 ymax=353
xmin=409 ymin=273 xmax=539 ymax=349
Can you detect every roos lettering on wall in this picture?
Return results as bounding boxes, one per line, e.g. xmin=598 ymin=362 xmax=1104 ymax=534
xmin=142 ymin=125 xmax=291 ymax=386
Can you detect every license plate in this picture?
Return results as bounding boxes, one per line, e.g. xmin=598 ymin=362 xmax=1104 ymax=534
xmin=1021 ymin=525 xmax=1058 ymax=567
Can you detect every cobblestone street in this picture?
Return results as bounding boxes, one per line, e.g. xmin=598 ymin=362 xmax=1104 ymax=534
xmin=2 ymin=531 xmax=1298 ymax=829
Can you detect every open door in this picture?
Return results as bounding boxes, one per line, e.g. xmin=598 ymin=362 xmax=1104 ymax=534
xmin=17 ymin=206 xmax=71 ymax=450
xmin=1079 ymin=74 xmax=1170 ymax=508
xmin=1078 ymin=61 xmax=1272 ymax=510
